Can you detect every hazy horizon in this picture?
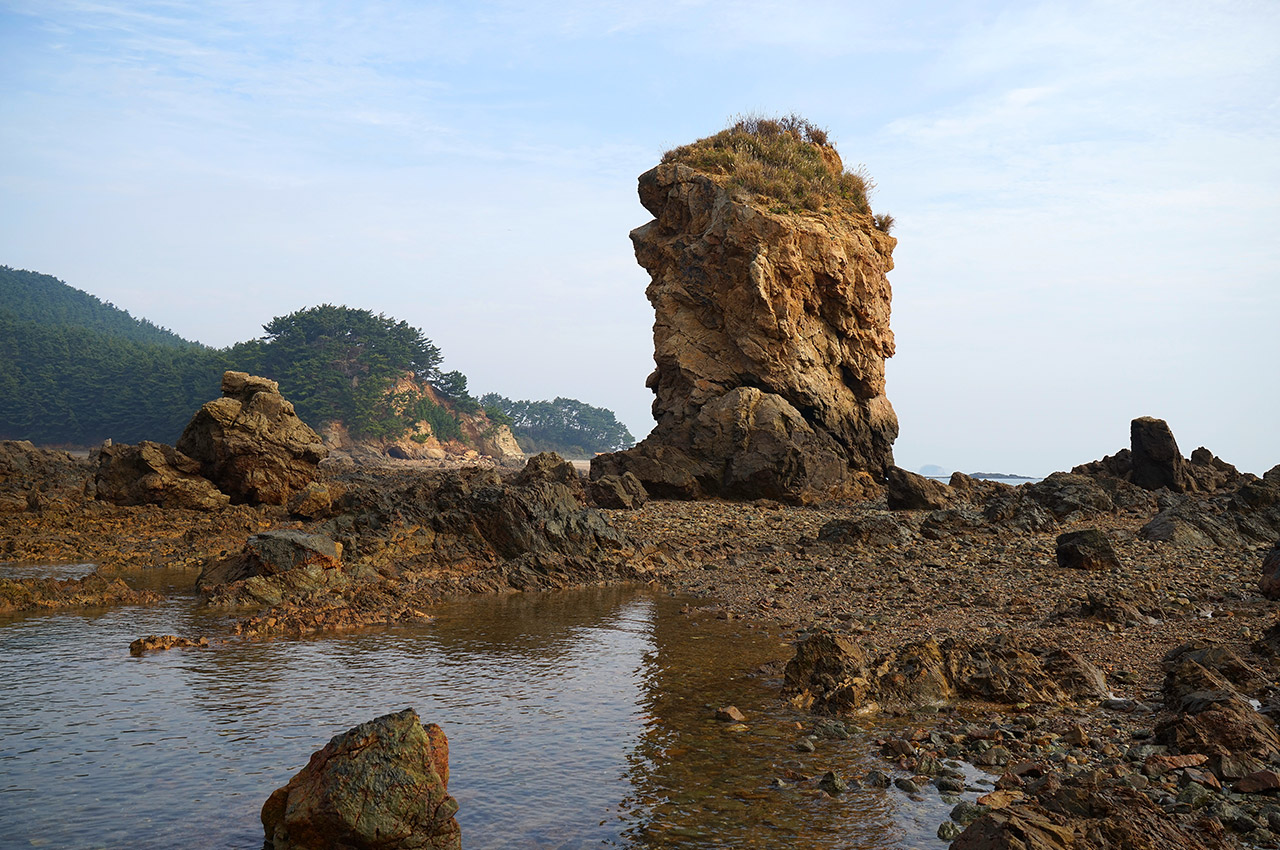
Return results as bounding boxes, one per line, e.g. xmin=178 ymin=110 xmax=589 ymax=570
xmin=3 ymin=1 xmax=1276 ymax=477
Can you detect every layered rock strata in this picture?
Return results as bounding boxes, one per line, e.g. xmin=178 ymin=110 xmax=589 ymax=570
xmin=592 ymin=152 xmax=898 ymax=503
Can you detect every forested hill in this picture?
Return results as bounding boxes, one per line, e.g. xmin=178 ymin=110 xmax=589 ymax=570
xmin=1 ymin=267 xmax=636 ymax=456
xmin=0 ymin=266 xmax=197 ymax=348
xmin=479 ymin=394 xmax=635 ymax=458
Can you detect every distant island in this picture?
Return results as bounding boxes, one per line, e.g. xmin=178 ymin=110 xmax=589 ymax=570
xmin=918 ymin=464 xmax=1036 ymax=481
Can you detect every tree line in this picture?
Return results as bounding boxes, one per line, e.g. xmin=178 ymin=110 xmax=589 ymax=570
xmin=0 ymin=268 xmax=634 ymax=455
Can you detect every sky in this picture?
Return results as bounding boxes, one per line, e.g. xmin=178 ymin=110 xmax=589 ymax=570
xmin=1 ymin=0 xmax=1277 ymax=477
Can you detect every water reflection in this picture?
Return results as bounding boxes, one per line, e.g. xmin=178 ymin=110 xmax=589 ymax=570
xmin=0 ymin=578 xmax=954 ymax=849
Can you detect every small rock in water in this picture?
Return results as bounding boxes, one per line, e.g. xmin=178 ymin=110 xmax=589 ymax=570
xmin=863 ymin=769 xmax=892 ymax=788
xmin=819 ymin=771 xmax=849 ymax=795
xmin=715 ymin=706 xmax=747 ymax=723
xmin=937 ymin=820 xmax=965 ymax=841
xmin=795 ymin=738 xmax=816 ymax=753
xmin=934 ymin=776 xmax=966 ymax=794
xmin=895 ymin=777 xmax=922 ymax=794
xmin=950 ymin=800 xmax=990 ymax=826
xmin=129 ymin=634 xmax=208 ymax=656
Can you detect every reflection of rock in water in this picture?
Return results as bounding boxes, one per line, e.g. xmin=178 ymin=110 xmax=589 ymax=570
xmin=620 ymin=606 xmax=909 ymax=848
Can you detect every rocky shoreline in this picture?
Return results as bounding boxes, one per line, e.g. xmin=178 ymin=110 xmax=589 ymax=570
xmin=3 ymin=433 xmax=1279 ymax=846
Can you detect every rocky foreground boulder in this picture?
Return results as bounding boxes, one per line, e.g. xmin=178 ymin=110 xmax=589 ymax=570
xmin=262 ymin=708 xmax=460 ymax=850
xmin=177 ymin=371 xmax=327 ymax=505
xmin=592 ymin=123 xmax=898 ymax=503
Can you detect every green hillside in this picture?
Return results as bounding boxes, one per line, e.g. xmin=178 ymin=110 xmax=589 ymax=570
xmin=0 ymin=267 xmax=634 ymax=455
xmin=0 ymin=266 xmax=197 ymax=348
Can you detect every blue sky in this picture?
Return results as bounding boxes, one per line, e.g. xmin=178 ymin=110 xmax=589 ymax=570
xmin=2 ymin=0 xmax=1277 ymax=475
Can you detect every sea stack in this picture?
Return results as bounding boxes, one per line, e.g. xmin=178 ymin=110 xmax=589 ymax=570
xmin=592 ymin=117 xmax=898 ymax=503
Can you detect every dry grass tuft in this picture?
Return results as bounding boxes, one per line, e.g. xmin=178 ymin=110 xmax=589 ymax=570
xmin=662 ymin=114 xmax=875 ymax=215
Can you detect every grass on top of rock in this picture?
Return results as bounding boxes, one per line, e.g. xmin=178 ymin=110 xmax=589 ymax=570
xmin=661 ymin=114 xmax=875 ymax=215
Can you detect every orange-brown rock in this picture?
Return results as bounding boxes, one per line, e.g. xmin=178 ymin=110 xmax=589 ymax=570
xmin=262 ymin=708 xmax=459 ymax=850
xmin=177 ymin=372 xmax=327 ymax=505
xmin=93 ymin=440 xmax=229 ymax=511
xmin=128 ymin=634 xmax=209 ymax=655
xmin=592 ymin=140 xmax=897 ymax=503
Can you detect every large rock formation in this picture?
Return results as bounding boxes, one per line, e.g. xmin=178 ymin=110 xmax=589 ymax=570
xmin=93 ymin=440 xmax=230 ymax=511
xmin=262 ymin=708 xmax=460 ymax=850
xmin=1074 ymin=416 xmax=1242 ymax=494
xmin=592 ymin=133 xmax=898 ymax=503
xmin=177 ymin=372 xmax=327 ymax=505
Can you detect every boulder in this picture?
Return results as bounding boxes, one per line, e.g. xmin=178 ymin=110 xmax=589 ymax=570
xmin=262 ymin=708 xmax=460 ymax=850
xmin=1129 ymin=416 xmax=1187 ymax=491
xmin=952 ymin=771 xmax=1235 ymax=850
xmin=885 ymin=466 xmax=953 ymax=510
xmin=1024 ymin=473 xmax=1114 ymax=522
xmin=177 ymin=371 xmax=328 ymax=505
xmin=817 ymin=512 xmax=914 ymax=548
xmin=591 ymin=140 xmax=898 ymax=503
xmin=93 ymin=440 xmax=229 ymax=511
xmin=784 ymin=632 xmax=1106 ymax=714
xmin=198 ymin=530 xmax=342 ymax=589
xmin=588 ymin=472 xmax=649 ymax=510
xmin=1054 ymin=529 xmax=1119 ymax=571
xmin=1262 ymin=542 xmax=1280 ymax=600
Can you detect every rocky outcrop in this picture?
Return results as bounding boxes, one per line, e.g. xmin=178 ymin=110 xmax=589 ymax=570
xmin=197 ymin=530 xmax=342 ymax=590
xmin=0 ymin=439 xmax=89 ymax=510
xmin=0 ymin=572 xmax=161 ymax=614
xmin=886 ymin=466 xmax=953 ymax=510
xmin=129 ymin=634 xmax=209 ymax=655
xmin=591 ymin=143 xmax=898 ymax=503
xmin=200 ymin=455 xmax=659 ymax=636
xmin=93 ymin=441 xmax=230 ymax=511
xmin=262 ymin=708 xmax=460 ymax=850
xmin=177 ymin=372 xmax=327 ymax=505
xmin=784 ymin=632 xmax=1107 ymax=715
xmin=1073 ymin=417 xmax=1243 ymax=494
xmin=952 ymin=770 xmax=1235 ymax=850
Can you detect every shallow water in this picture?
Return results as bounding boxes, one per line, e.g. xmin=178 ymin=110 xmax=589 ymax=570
xmin=0 ymin=573 xmax=966 ymax=849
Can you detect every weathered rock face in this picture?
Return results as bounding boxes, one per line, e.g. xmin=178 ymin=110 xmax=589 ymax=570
xmin=592 ymin=156 xmax=897 ymax=503
xmin=93 ymin=441 xmax=230 ymax=511
xmin=177 ymin=372 xmax=327 ymax=505
xmin=784 ymin=632 xmax=1107 ymax=715
xmin=262 ymin=708 xmax=460 ymax=850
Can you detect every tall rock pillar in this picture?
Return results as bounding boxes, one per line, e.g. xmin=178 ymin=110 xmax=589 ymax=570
xmin=592 ymin=125 xmax=898 ymax=503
